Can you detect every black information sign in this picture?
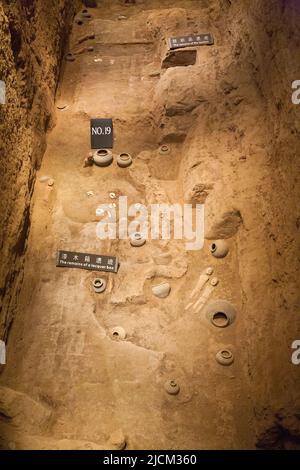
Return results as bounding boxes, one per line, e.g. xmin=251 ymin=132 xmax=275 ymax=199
xmin=168 ymin=34 xmax=214 ymax=50
xmin=90 ymin=118 xmax=113 ymax=149
xmin=56 ymin=250 xmax=119 ymax=273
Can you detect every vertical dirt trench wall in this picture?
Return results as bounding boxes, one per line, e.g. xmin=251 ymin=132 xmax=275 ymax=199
xmin=0 ymin=0 xmax=78 ymax=339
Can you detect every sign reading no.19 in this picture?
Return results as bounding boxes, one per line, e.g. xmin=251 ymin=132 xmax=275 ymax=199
xmin=90 ymin=118 xmax=113 ymax=149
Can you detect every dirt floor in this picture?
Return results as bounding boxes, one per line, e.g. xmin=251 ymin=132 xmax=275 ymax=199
xmin=0 ymin=0 xmax=300 ymax=450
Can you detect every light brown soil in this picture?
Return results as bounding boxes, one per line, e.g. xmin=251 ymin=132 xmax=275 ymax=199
xmin=0 ymin=0 xmax=300 ymax=450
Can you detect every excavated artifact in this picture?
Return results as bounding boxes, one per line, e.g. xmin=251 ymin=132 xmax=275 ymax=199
xmin=210 ymin=240 xmax=229 ymax=258
xmin=130 ymin=232 xmax=146 ymax=247
xmin=65 ymin=53 xmax=75 ymax=62
xmin=152 ymin=282 xmax=171 ymax=298
xmin=117 ymin=152 xmax=133 ymax=168
xmin=111 ymin=327 xmax=126 ymax=340
xmin=205 ymin=300 xmax=236 ymax=328
xmin=159 ymin=144 xmax=170 ymax=155
xmin=164 ymin=380 xmax=180 ymax=395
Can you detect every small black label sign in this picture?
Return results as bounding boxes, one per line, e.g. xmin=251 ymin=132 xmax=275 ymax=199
xmin=168 ymin=34 xmax=214 ymax=50
xmin=90 ymin=118 xmax=113 ymax=149
xmin=56 ymin=250 xmax=119 ymax=273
